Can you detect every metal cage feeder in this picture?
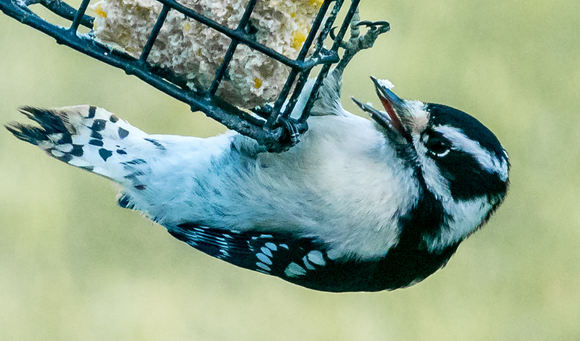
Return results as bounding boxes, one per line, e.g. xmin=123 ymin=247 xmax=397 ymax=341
xmin=0 ymin=0 xmax=366 ymax=151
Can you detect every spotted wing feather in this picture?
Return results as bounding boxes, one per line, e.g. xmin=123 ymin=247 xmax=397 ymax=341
xmin=169 ymin=223 xmax=332 ymax=282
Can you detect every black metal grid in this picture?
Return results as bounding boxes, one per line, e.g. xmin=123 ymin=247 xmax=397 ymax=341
xmin=0 ymin=0 xmax=361 ymax=151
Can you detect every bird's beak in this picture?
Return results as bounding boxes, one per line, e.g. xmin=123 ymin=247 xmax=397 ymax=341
xmin=352 ymin=77 xmax=413 ymax=144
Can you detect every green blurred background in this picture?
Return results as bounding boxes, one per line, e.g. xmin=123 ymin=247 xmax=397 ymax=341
xmin=1 ymin=0 xmax=579 ymax=339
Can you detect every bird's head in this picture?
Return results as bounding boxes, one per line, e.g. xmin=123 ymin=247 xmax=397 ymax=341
xmin=352 ymin=77 xmax=510 ymax=251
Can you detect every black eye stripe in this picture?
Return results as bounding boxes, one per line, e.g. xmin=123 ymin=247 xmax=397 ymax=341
xmin=436 ymin=150 xmax=508 ymax=200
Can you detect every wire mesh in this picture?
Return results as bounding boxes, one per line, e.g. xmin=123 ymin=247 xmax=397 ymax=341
xmin=0 ymin=0 xmax=361 ymax=151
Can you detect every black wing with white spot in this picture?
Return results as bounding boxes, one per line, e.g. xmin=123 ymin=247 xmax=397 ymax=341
xmin=168 ymin=222 xmax=461 ymax=292
xmin=168 ymin=223 xmax=345 ymax=289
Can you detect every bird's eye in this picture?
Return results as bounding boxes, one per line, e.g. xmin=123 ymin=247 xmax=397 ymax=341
xmin=425 ymin=137 xmax=451 ymax=157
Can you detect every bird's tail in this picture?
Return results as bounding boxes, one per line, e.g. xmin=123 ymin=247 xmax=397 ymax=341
xmin=6 ymin=106 xmax=152 ymax=186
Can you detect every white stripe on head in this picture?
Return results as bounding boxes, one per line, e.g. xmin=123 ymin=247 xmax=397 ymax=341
xmin=434 ymin=126 xmax=509 ymax=181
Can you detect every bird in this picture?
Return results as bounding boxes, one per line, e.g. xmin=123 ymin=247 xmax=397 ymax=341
xmin=6 ymin=70 xmax=509 ymax=292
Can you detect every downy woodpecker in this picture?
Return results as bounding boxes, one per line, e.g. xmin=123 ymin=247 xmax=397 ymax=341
xmin=6 ymin=71 xmax=509 ymax=292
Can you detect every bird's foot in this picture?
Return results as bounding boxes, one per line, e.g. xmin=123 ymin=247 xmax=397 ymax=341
xmin=330 ymin=7 xmax=390 ymax=75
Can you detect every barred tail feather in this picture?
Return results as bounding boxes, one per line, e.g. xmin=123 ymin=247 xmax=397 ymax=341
xmin=6 ymin=105 xmax=149 ymax=183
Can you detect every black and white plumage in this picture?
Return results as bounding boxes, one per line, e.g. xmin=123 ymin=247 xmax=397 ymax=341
xmin=6 ymin=71 xmax=509 ymax=292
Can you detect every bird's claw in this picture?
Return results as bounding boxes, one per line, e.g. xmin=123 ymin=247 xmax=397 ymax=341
xmin=276 ymin=117 xmax=301 ymax=151
xmin=329 ymin=26 xmax=339 ymax=43
xmin=330 ymin=22 xmax=390 ymax=50
xmin=328 ymin=3 xmax=390 ymax=50
xmin=355 ymin=20 xmax=391 ymax=31
xmin=339 ymin=19 xmax=390 ymax=50
xmin=328 ymin=3 xmax=390 ymax=58
xmin=330 ymin=11 xmax=390 ymax=76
